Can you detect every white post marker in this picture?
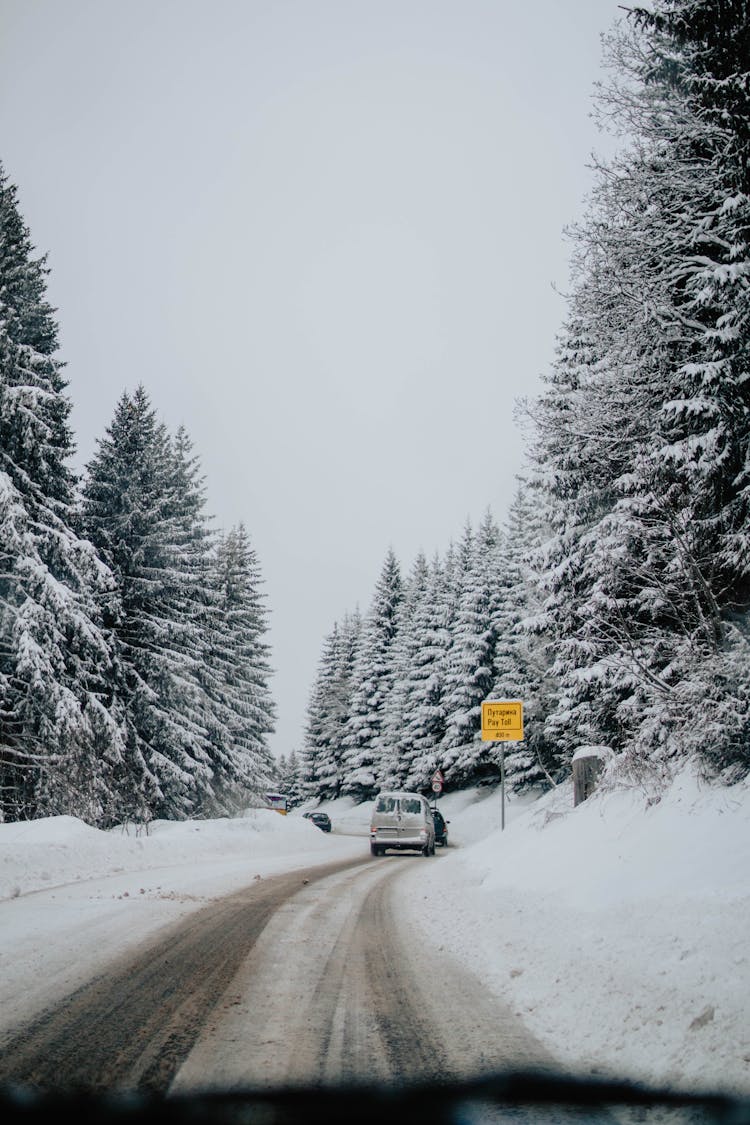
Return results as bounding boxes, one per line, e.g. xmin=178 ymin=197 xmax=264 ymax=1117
xmin=481 ymin=700 xmax=524 ymax=831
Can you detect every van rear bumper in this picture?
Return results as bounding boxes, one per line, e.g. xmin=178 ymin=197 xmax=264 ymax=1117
xmin=372 ymin=834 xmax=427 ymax=850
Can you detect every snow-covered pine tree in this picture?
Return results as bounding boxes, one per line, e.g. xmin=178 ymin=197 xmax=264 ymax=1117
xmin=378 ymin=551 xmax=430 ymax=790
xmin=302 ymin=622 xmax=344 ymax=801
xmin=274 ymin=752 xmax=288 ymax=797
xmin=531 ymin=0 xmax=750 ymax=775
xmin=440 ymin=513 xmax=503 ymax=785
xmin=529 ymin=290 xmax=659 ymax=763
xmin=491 ymin=482 xmax=559 ymax=789
xmin=80 ymin=387 xmax=214 ymax=819
xmin=628 ymin=0 xmax=750 ymax=771
xmin=340 ymin=550 xmax=403 ymax=800
xmin=434 ymin=528 xmax=473 ymax=757
xmin=302 ymin=611 xmax=361 ymax=801
xmin=276 ymin=749 xmax=304 ymax=807
xmin=0 ymin=163 xmax=125 ymax=823
xmin=203 ymin=523 xmax=276 ymax=811
xmin=162 ymin=425 xmax=228 ymax=808
xmin=399 ymin=554 xmax=454 ymax=791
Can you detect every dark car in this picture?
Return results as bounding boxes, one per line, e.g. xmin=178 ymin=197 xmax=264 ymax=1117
xmin=431 ymin=807 xmax=449 ymax=847
xmin=303 ymin=811 xmax=332 ymax=833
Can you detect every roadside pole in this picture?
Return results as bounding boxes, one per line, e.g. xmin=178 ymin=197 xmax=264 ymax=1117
xmin=480 ymin=700 xmax=524 ymax=832
xmin=499 ymin=745 xmax=506 ymax=831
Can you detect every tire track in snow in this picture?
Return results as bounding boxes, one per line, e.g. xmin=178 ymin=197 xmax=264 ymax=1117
xmin=0 ymin=856 xmax=367 ymax=1092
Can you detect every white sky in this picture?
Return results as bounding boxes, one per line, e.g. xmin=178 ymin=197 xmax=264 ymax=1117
xmin=0 ymin=0 xmax=623 ymax=758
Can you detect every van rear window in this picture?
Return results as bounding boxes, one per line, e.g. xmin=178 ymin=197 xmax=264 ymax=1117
xmin=400 ymin=798 xmax=422 ymax=815
xmin=375 ymin=796 xmax=397 ymax=813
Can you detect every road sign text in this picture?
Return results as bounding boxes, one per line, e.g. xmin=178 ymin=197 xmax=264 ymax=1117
xmin=481 ymin=700 xmax=524 ymax=742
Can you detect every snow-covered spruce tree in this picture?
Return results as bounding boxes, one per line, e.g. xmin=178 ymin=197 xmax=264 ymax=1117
xmin=80 ymin=387 xmax=214 ymax=819
xmin=0 ymin=163 xmax=125 ymax=823
xmin=276 ymin=749 xmax=304 ymax=807
xmin=302 ymin=611 xmax=360 ymax=801
xmin=432 ymin=528 xmax=473 ymax=763
xmin=301 ymin=622 xmax=344 ymax=801
xmin=398 ymin=554 xmax=455 ymax=791
xmin=163 ymin=426 xmax=228 ymax=808
xmin=440 ymin=513 xmax=504 ymax=786
xmin=491 ymin=481 xmax=559 ymax=789
xmin=275 ymin=752 xmax=288 ymax=791
xmin=528 ymin=298 xmax=659 ymax=764
xmin=378 ymin=552 xmax=430 ymax=791
xmin=340 ymin=550 xmax=403 ymax=801
xmin=629 ymin=0 xmax=750 ymax=771
xmin=206 ymin=523 xmax=276 ymax=809
xmin=531 ymin=1 xmax=750 ymax=775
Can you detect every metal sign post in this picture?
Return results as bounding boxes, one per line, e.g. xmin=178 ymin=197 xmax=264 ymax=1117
xmin=481 ymin=700 xmax=524 ymax=832
xmin=499 ymin=745 xmax=506 ymax=831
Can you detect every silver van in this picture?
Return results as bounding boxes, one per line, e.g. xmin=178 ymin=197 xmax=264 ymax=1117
xmin=369 ymin=791 xmax=436 ymax=857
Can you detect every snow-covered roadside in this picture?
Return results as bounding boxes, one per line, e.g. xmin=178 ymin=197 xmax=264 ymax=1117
xmin=397 ymin=768 xmax=750 ymax=1096
xmin=0 ymin=808 xmax=364 ymax=902
xmin=1 ymin=774 xmax=748 ymax=1097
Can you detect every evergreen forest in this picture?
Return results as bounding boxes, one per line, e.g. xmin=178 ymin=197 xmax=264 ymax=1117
xmin=299 ymin=1 xmax=750 ymax=803
xmin=1 ymin=0 xmax=748 ymax=823
xmin=0 ymin=168 xmax=276 ymax=824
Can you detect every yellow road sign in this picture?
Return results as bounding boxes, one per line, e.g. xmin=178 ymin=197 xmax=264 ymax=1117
xmin=481 ymin=700 xmax=523 ymax=742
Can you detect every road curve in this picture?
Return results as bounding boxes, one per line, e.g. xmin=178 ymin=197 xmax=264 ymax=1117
xmin=0 ymin=854 xmax=553 ymax=1093
xmin=172 ymin=854 xmax=553 ymax=1089
xmin=0 ymin=856 xmax=368 ymax=1093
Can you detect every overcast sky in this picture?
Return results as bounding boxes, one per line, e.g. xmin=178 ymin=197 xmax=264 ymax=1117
xmin=0 ymin=0 xmax=624 ymax=759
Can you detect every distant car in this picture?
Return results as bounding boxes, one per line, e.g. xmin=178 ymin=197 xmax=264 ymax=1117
xmin=303 ymin=811 xmax=332 ymax=833
xmin=431 ymin=807 xmax=449 ymax=847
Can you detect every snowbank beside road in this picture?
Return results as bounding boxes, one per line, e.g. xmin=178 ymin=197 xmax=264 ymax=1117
xmin=399 ymin=767 xmax=750 ymax=1096
xmin=0 ymin=808 xmax=359 ymax=902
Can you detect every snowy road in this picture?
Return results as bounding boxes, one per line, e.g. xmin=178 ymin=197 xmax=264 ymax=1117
xmin=3 ymin=775 xmax=747 ymax=1097
xmin=0 ymin=856 xmax=364 ymax=1091
xmin=0 ymin=852 xmax=551 ymax=1092
xmin=174 ymin=853 xmax=552 ymax=1090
